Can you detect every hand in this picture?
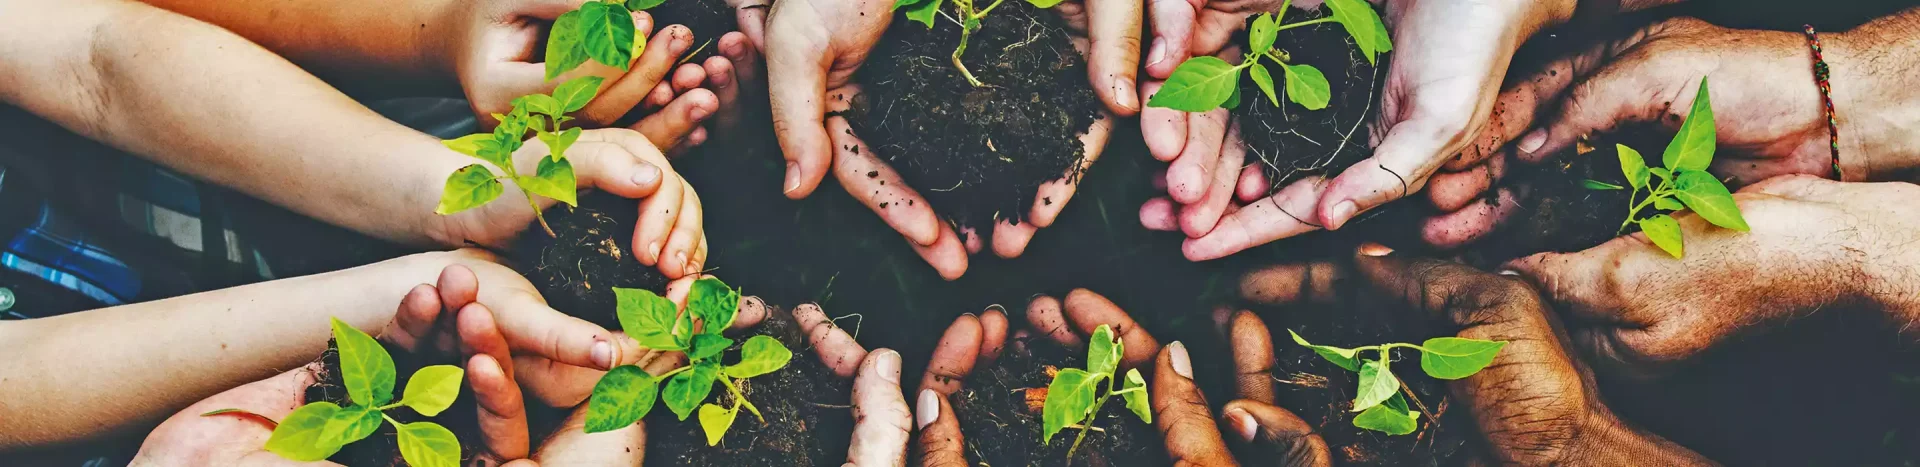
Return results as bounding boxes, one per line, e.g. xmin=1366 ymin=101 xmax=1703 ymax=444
xmin=1241 ymin=245 xmax=1715 ymax=465
xmin=792 ymin=303 xmax=915 ymax=466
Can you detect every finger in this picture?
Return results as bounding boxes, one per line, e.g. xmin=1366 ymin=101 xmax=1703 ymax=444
xmin=1351 ymin=246 xmax=1546 ymax=330
xmin=1030 ymin=116 xmax=1113 ymax=228
xmin=991 ymin=218 xmax=1038 ymax=259
xmin=1141 ymin=82 xmax=1189 ymax=161
xmin=960 ymin=226 xmax=985 ymax=255
xmin=387 ymin=284 xmax=442 ymax=351
xmin=1316 ymin=118 xmax=1454 ymax=230
xmin=767 ymin=22 xmax=833 ymax=198
xmin=436 ymin=264 xmax=481 ymax=316
xmin=1185 ymin=175 xmax=1328 ymax=261
xmin=470 ymin=354 xmax=531 ymax=460
xmin=826 ymin=111 xmax=942 ymax=247
xmin=1501 ymin=242 xmax=1629 ymax=326
xmin=1420 ymin=187 xmax=1522 ymax=250
xmin=1153 ymin=342 xmax=1238 ymax=466
xmin=846 ymin=350 xmax=911 ymax=467
xmin=735 ymin=4 xmax=770 ymax=52
xmin=1227 ymin=310 xmax=1274 ymax=403
xmin=1220 ymin=400 xmax=1333 ymax=466
xmin=1143 ymin=0 xmax=1199 ymax=78
xmin=908 ymin=223 xmax=970 ymax=281
xmin=1236 ymin=164 xmax=1267 ymax=203
xmin=458 ymin=303 xmax=515 ymax=380
xmin=795 ymin=303 xmax=870 ymax=377
xmin=580 ymin=24 xmax=694 ymax=126
xmin=645 ymin=81 xmax=678 ymax=111
xmin=1063 ymin=289 xmax=1160 ymax=366
xmin=1524 ymin=66 xmax=1678 ymax=163
xmin=671 ymin=63 xmax=706 ymax=95
xmin=567 ymin=140 xmax=668 ymax=203
xmin=703 ymin=54 xmax=741 ymax=119
xmin=914 ymin=389 xmax=968 ymax=467
xmin=660 ymin=180 xmax=707 ymax=278
xmin=1139 ymin=197 xmax=1180 ymax=231
xmin=978 ymin=306 xmax=1009 ymax=364
xmin=1181 ymin=122 xmax=1245 ymax=237
xmin=1238 ymin=259 xmax=1348 ymax=307
xmin=734 ymin=295 xmax=770 ymax=331
xmin=1026 ymin=294 xmax=1084 ymax=350
xmin=481 ymin=290 xmax=623 ymax=371
xmin=631 ymin=88 xmax=719 ymax=152
xmin=1087 ymin=0 xmax=1144 ymax=115
xmin=1168 ymin=107 xmax=1229 ymax=204
xmin=531 ymin=403 xmax=645 ymax=465
xmin=632 ymin=159 xmax=685 ymax=269
xmin=1427 ymin=153 xmax=1505 ymax=213
xmin=919 ymin=314 xmax=983 ymax=396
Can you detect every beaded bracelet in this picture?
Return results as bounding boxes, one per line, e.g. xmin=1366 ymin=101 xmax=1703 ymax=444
xmin=1803 ymin=24 xmax=1843 ymax=179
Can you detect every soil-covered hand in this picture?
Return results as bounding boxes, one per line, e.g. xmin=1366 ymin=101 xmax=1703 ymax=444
xmin=1503 ymin=175 xmax=1920 ymax=381
xmin=790 ymin=304 xmax=917 ymax=467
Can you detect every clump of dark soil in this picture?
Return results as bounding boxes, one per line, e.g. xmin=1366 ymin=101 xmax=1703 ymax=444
xmin=950 ymin=335 xmax=1162 ymax=466
xmin=847 ymin=1 xmax=1104 ymax=230
xmin=643 ymin=0 xmax=739 ymax=62
xmin=514 ymin=192 xmax=670 ymax=329
xmin=305 ymin=340 xmax=485 ymax=467
xmin=1455 ymin=135 xmax=1647 ymax=268
xmin=643 ymin=306 xmax=854 ymax=466
xmin=1235 ymin=9 xmax=1384 ymax=189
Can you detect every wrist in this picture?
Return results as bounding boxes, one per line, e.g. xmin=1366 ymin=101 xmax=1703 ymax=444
xmin=1562 ymin=409 xmax=1713 ymax=466
xmin=1825 ymin=27 xmax=1920 ymax=181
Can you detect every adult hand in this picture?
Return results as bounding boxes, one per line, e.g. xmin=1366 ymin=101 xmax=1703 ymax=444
xmin=791 ymin=303 xmax=915 ymax=467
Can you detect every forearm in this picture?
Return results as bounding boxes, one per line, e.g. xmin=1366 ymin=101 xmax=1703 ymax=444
xmin=1565 ymin=410 xmax=1718 ymax=466
xmin=1523 ymin=0 xmax=1692 ymax=35
xmin=0 ymin=251 xmax=463 ymax=450
xmin=138 ymin=0 xmax=462 ymax=97
xmin=1825 ymin=8 xmax=1920 ymax=181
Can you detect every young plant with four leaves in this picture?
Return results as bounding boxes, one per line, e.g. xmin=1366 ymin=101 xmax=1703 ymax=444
xmin=1147 ymin=0 xmax=1390 ymax=112
xmin=1581 ymin=77 xmax=1749 ymax=258
xmin=1041 ymin=324 xmax=1151 ymax=459
xmin=206 ymin=318 xmax=466 ymax=467
xmin=891 ymin=0 xmax=1064 ymax=87
xmin=584 ymin=278 xmax=795 ymax=445
xmin=1288 ymin=330 xmax=1505 ymax=435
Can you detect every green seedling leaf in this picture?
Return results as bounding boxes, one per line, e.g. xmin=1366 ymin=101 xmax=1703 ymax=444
xmin=1419 ymin=337 xmax=1506 ymax=380
xmin=443 ymin=134 xmax=496 ymax=159
xmin=586 ymin=365 xmax=658 ymax=433
xmin=1654 ymin=197 xmax=1685 ymax=211
xmin=1289 ymin=330 xmax=1359 ymax=371
xmin=494 ymin=108 xmax=531 ymax=149
xmin=1640 ymin=214 xmax=1684 ymax=258
xmin=539 ymin=127 xmax=583 ymax=163
xmin=628 ymin=0 xmax=666 ymax=10
xmin=1352 ymin=393 xmax=1417 ymax=435
xmin=892 ymin=0 xmax=927 ymax=9
xmin=1282 ymin=63 xmax=1331 ymax=110
xmin=317 ymin=405 xmax=382 ymax=447
xmin=614 ymin=287 xmax=681 ymax=350
xmin=1147 ymin=56 xmax=1240 ymax=112
xmin=552 ymin=76 xmax=604 ymax=114
xmin=1249 ymin=13 xmax=1278 ymax=55
xmin=901 ymin=0 xmax=942 ymax=28
xmin=438 ymin=164 xmax=505 ymax=215
xmin=1650 ymin=167 xmax=1672 ymax=182
xmin=1673 ymin=170 xmax=1749 ymax=231
xmin=1664 ymin=77 xmax=1716 ymax=171
xmin=401 ymin=365 xmax=465 ymax=417
xmin=1352 ymin=359 xmax=1399 ymax=412
xmin=1028 ymin=0 xmax=1065 ymax=7
xmin=396 ymin=421 xmax=461 ymax=467
xmin=545 ymin=10 xmax=588 ymax=81
xmin=1223 ymin=80 xmax=1243 ymax=109
xmin=519 ymin=157 xmax=578 ymax=207
xmin=517 ymin=94 xmax=565 ymax=118
xmin=1042 ymin=368 xmax=1101 ymax=443
xmin=1250 ymin=63 xmax=1280 ymax=107
xmin=1324 ymin=0 xmax=1390 ymax=64
xmin=265 ymin=402 xmax=347 ymax=461
xmin=665 ymin=361 xmax=720 ymax=420
xmin=726 ymin=335 xmax=793 ymax=378
xmin=1087 ymin=324 xmax=1121 ymax=377
xmin=1121 ymin=368 xmax=1151 ymax=423
xmin=579 ymin=2 xmax=637 ymax=70
xmin=690 ymin=334 xmax=734 ymax=361
xmin=688 ymin=277 xmax=738 ymax=333
xmin=1617 ymin=144 xmax=1650 ymax=190
xmin=674 ymin=301 xmax=695 ymax=348
xmin=1582 ymin=180 xmax=1624 ymax=190
xmin=330 ymin=318 xmax=395 ymax=406
xmin=698 ymin=403 xmax=736 ymax=446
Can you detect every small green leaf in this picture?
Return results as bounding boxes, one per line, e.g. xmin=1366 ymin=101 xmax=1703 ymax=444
xmin=493 ymin=108 xmax=531 ymax=150
xmin=892 ymin=0 xmax=927 ymax=9
xmin=1582 ymin=180 xmax=1624 ymax=190
xmin=443 ymin=134 xmax=495 ymax=159
xmin=264 ymin=402 xmax=347 ymax=461
xmin=544 ymin=10 xmax=589 ymax=81
xmin=1673 ymin=170 xmax=1749 ymax=231
xmin=1121 ymin=368 xmax=1151 ymax=423
xmin=690 ymin=334 xmax=734 ymax=361
xmin=518 ymin=94 xmax=565 ymax=118
xmin=1352 ymin=359 xmax=1399 ymax=412
xmin=317 ymin=405 xmax=382 ymax=447
xmin=539 ymin=127 xmax=583 ymax=163
xmin=518 ymin=157 xmax=578 ymax=207
xmin=628 ymin=0 xmax=666 ymax=10
xmin=902 ymin=0 xmax=942 ymax=28
xmin=1249 ymin=13 xmax=1278 ymax=55
xmin=1087 ymin=324 xmax=1120 ymax=377
xmin=395 ymin=421 xmax=461 ymax=467
xmin=1041 ymin=368 xmax=1101 ymax=443
xmin=586 ymin=365 xmax=658 ymax=433
xmin=1324 ymin=0 xmax=1391 ymax=64
xmin=674 ymin=302 xmax=695 ymax=348
xmin=1654 ymin=197 xmax=1685 ymax=211
xmin=665 ymin=362 xmax=720 ymax=420
xmin=1418 ymin=338 xmax=1506 ymax=380
xmin=1289 ymin=330 xmax=1359 ymax=372
xmin=1250 ymin=63 xmax=1280 ymax=107
xmin=614 ymin=287 xmax=682 ymax=350
xmin=552 ymin=76 xmax=605 ymax=114
xmin=1223 ymin=80 xmax=1243 ymax=109
xmin=1351 ymin=393 xmax=1417 ymax=435
xmin=1664 ymin=77 xmax=1716 ymax=172
xmin=400 ymin=365 xmax=465 ymax=417
xmin=688 ymin=277 xmax=739 ymax=334
xmin=698 ymin=403 xmax=737 ymax=446
xmin=1639 ymin=214 xmax=1685 ymax=258
xmin=1650 ymin=167 xmax=1673 ymax=182
xmin=1027 ymin=0 xmax=1065 ymax=7
xmin=579 ymin=2 xmax=637 ymax=70
xmin=1282 ymin=63 xmax=1331 ymax=110
xmin=437 ymin=165 xmax=505 ymax=215
xmin=726 ymin=335 xmax=792 ymax=378
xmin=1147 ymin=56 xmax=1241 ymax=112
xmin=1617 ymin=144 xmax=1649 ymax=190
xmin=330 ymin=318 xmax=395 ymax=406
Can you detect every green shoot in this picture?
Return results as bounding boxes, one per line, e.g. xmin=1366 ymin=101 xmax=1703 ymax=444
xmin=584 ymin=278 xmax=796 ymax=446
xmin=545 ymin=0 xmax=668 ymax=81
xmin=1581 ymin=77 xmax=1749 ymax=258
xmin=1041 ymin=325 xmax=1151 ymax=460
xmin=207 ymin=318 xmax=465 ymax=467
xmin=1147 ymin=0 xmax=1391 ymax=112
xmin=891 ymin=0 xmax=1065 ymax=87
xmin=1289 ymin=330 xmax=1505 ymax=435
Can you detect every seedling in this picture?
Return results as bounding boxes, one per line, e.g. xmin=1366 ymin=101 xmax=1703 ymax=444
xmin=584 ymin=278 xmax=795 ymax=446
xmin=891 ymin=0 xmax=1064 ymax=87
xmin=1148 ymin=0 xmax=1390 ymax=112
xmin=1581 ymin=77 xmax=1748 ymax=258
xmin=1289 ymin=330 xmax=1505 ymax=435
xmin=206 ymin=318 xmax=466 ymax=466
xmin=1041 ymin=324 xmax=1151 ymax=459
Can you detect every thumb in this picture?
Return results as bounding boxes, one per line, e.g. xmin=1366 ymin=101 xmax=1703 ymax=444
xmin=1501 ymin=238 xmax=1638 ymax=326
xmin=1520 ymin=63 xmax=1681 ymax=164
xmin=569 ymin=141 xmax=667 ymax=200
xmin=913 ymin=389 xmax=969 ymax=467
xmin=846 ymin=349 xmax=912 ymax=467
xmin=1219 ymin=400 xmax=1332 ymax=467
xmin=766 ymin=18 xmax=834 ymax=199
xmin=1316 ymin=118 xmax=1451 ymax=230
xmin=1144 ymin=0 xmax=1200 ymax=78
xmin=1087 ymin=0 xmax=1144 ymax=115
xmin=1152 ymin=341 xmax=1239 ymax=466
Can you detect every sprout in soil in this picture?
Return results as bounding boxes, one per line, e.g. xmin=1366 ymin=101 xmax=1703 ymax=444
xmin=891 ymin=0 xmax=1066 ymax=87
xmin=434 ymin=0 xmax=665 ymax=237
xmin=1580 ymin=77 xmax=1748 ymax=258
xmin=584 ymin=277 xmax=795 ymax=446
xmin=1041 ymin=324 xmax=1151 ymax=460
xmin=1288 ymin=329 xmax=1506 ymax=435
xmin=205 ymin=318 xmax=467 ymax=467
xmin=1147 ymin=0 xmax=1390 ymax=112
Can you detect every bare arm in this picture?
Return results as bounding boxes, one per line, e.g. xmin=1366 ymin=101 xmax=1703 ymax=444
xmin=135 ymin=0 xmax=463 ymax=97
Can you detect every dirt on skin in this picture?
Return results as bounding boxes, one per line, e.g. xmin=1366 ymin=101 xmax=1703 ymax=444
xmin=514 ymin=192 xmax=671 ymax=330
xmin=642 ymin=0 xmax=738 ymax=62
xmin=1234 ymin=9 xmax=1384 ymax=190
xmin=643 ymin=306 xmax=854 ymax=466
xmin=305 ymin=340 xmax=486 ymax=467
xmin=949 ymin=336 xmax=1162 ymax=467
xmin=847 ymin=0 xmax=1103 ymax=230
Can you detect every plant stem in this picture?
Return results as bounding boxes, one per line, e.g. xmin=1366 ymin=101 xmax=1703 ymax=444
xmin=374 ymin=402 xmax=404 ymax=411
xmin=526 ymin=192 xmax=557 ymax=237
xmin=974 ymin=0 xmax=1007 ymax=17
xmin=953 ymin=22 xmax=984 ymax=87
xmin=720 ymin=376 xmax=765 ymax=422
xmin=1274 ymin=17 xmax=1335 ymax=32
xmin=1066 ymin=374 xmax=1116 ymax=460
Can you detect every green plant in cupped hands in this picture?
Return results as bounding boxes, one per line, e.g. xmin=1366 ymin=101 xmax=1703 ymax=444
xmin=891 ymin=0 xmax=1067 ymax=87
xmin=1289 ymin=329 xmax=1505 ymax=435
xmin=205 ymin=318 xmax=466 ymax=466
xmin=1148 ymin=0 xmax=1391 ymax=112
xmin=584 ymin=277 xmax=795 ymax=446
xmin=1041 ymin=324 xmax=1151 ymax=460
xmin=1582 ymin=77 xmax=1749 ymax=258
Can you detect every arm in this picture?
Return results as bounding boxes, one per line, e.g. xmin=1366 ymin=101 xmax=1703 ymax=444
xmin=134 ymin=0 xmax=464 ymax=97
xmin=1823 ymin=7 xmax=1920 ymax=181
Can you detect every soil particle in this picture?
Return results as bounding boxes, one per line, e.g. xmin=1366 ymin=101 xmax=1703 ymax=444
xmin=951 ymin=336 xmax=1161 ymax=466
xmin=514 ymin=193 xmax=672 ymax=329
xmin=642 ymin=306 xmax=854 ymax=466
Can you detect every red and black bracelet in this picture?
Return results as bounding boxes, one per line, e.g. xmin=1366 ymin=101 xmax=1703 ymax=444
xmin=1803 ymin=24 xmax=1843 ymax=179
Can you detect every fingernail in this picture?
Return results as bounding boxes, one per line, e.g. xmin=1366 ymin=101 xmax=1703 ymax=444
xmin=1169 ymin=341 xmax=1192 ymax=379
xmin=688 ymin=259 xmax=702 ymax=274
xmin=647 ymin=242 xmax=663 ymax=263
xmin=1518 ymin=129 xmax=1547 ymax=154
xmin=591 ymin=340 xmax=615 ymax=370
xmin=1328 ymin=201 xmax=1357 ymax=230
xmin=632 ymin=164 xmax=660 ymax=187
xmin=672 ymin=30 xmax=692 ymax=52
xmin=690 ymin=107 xmax=711 ymax=121
xmin=1358 ymin=243 xmax=1394 ymax=257
xmin=1113 ymin=77 xmax=1137 ymax=111
xmin=1227 ymin=408 xmax=1258 ymax=442
xmin=675 ymin=251 xmax=689 ymax=272
xmin=1498 ymin=269 xmax=1522 ymax=276
xmin=784 ymin=163 xmax=802 ymax=194
xmin=877 ymin=350 xmax=902 ymax=384
xmin=916 ymin=389 xmax=940 ymax=429
xmin=1146 ymin=38 xmax=1167 ymax=68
